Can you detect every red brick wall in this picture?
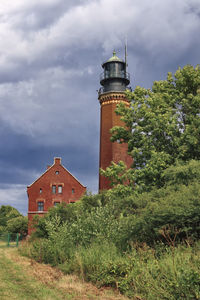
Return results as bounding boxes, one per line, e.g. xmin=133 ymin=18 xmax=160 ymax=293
xmin=99 ymin=94 xmax=133 ymax=190
xmin=27 ymin=158 xmax=86 ymax=234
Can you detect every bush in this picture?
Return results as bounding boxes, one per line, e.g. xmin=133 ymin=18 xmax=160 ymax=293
xmin=33 ymin=202 xmax=82 ymax=238
xmin=163 ymin=159 xmax=200 ymax=186
xmin=126 ymin=181 xmax=200 ymax=245
xmin=22 ymin=160 xmax=200 ymax=298
xmin=127 ymin=243 xmax=200 ymax=299
xmin=60 ymin=241 xmax=200 ymax=299
xmin=60 ymin=240 xmax=133 ymax=294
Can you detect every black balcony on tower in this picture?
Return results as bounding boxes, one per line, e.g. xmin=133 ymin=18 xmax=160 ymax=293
xmin=99 ymin=51 xmax=130 ymax=94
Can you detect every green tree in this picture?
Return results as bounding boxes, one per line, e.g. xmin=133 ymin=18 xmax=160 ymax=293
xmin=6 ymin=216 xmax=28 ymax=236
xmin=0 ymin=205 xmax=27 ymax=236
xmin=106 ymin=65 xmax=200 ymax=191
xmin=100 ymin=161 xmax=134 ymax=187
xmin=0 ymin=205 xmax=21 ymax=227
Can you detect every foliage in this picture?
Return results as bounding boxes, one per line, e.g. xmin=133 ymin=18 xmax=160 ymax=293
xmin=100 ymin=161 xmax=134 ymax=187
xmin=81 ymin=191 xmax=109 ymax=211
xmin=126 ymin=181 xmax=200 ymax=245
xmin=21 ymin=159 xmax=200 ymax=298
xmin=61 ymin=241 xmax=131 ymax=288
xmin=0 ymin=205 xmax=27 ymax=236
xmin=0 ymin=205 xmax=21 ymax=227
xmin=6 ymin=216 xmax=28 ymax=236
xmin=162 ymin=159 xmax=200 ymax=186
xmin=31 ymin=160 xmax=200 ymax=248
xmin=0 ymin=225 xmax=6 ymax=235
xmin=32 ymin=202 xmax=80 ymax=238
xmin=23 ymin=238 xmax=200 ymax=299
xmin=105 ymin=65 xmax=200 ymax=191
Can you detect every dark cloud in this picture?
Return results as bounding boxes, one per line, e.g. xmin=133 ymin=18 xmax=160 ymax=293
xmin=0 ymin=0 xmax=200 ymax=214
xmin=185 ymin=0 xmax=200 ymax=18
xmin=1 ymin=1 xmax=90 ymax=31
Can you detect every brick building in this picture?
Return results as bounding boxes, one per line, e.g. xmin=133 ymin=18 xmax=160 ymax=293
xmin=98 ymin=51 xmax=133 ymax=190
xmin=27 ymin=157 xmax=86 ymax=234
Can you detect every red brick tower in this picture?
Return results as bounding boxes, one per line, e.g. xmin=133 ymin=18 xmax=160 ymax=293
xmin=98 ymin=51 xmax=132 ymax=190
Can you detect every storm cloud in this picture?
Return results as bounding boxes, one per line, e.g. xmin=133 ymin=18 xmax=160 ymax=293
xmin=0 ymin=0 xmax=200 ymax=214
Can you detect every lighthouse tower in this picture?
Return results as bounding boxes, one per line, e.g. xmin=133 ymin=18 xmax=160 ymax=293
xmin=98 ymin=51 xmax=133 ymax=190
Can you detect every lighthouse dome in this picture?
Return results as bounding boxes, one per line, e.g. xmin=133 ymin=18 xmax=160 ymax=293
xmin=107 ymin=50 xmax=124 ymax=63
xmin=102 ymin=50 xmax=124 ymax=67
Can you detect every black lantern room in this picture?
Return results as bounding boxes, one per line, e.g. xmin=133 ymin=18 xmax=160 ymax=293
xmin=99 ymin=50 xmax=130 ymax=94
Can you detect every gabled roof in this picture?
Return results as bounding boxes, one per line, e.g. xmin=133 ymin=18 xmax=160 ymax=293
xmin=27 ymin=157 xmax=86 ymax=188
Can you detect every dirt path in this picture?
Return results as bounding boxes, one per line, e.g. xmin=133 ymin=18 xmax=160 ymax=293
xmin=0 ymin=245 xmax=128 ymax=300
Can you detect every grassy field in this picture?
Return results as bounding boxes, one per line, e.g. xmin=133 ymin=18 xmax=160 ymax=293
xmin=0 ymin=243 xmax=127 ymax=300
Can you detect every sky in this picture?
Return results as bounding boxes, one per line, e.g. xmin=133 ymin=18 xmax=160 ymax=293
xmin=0 ymin=0 xmax=200 ymax=215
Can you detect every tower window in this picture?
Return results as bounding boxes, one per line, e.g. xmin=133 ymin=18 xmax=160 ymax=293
xmin=52 ymin=185 xmax=56 ymax=194
xmin=39 ymin=188 xmax=42 ymax=194
xmin=55 ymin=171 xmax=59 ymax=175
xmin=37 ymin=201 xmax=44 ymax=211
xmin=72 ymin=188 xmax=75 ymax=194
xmin=58 ymin=185 xmax=62 ymax=194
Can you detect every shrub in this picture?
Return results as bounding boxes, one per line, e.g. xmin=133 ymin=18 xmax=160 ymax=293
xmin=22 ymin=160 xmax=200 ymax=298
xmin=6 ymin=216 xmax=28 ymax=236
xmin=60 ymin=241 xmax=200 ymax=299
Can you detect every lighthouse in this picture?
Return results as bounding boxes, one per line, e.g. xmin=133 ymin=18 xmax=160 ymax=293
xmin=98 ymin=50 xmax=133 ymax=190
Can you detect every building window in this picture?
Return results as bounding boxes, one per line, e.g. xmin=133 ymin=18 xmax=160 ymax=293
xmin=55 ymin=171 xmax=59 ymax=175
xmin=58 ymin=185 xmax=62 ymax=194
xmin=38 ymin=201 xmax=44 ymax=211
xmin=40 ymin=188 xmax=42 ymax=194
xmin=52 ymin=185 xmax=56 ymax=194
xmin=54 ymin=202 xmax=60 ymax=206
xmin=72 ymin=188 xmax=75 ymax=194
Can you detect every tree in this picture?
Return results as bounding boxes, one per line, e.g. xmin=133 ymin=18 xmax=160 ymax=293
xmin=0 ymin=205 xmax=21 ymax=227
xmin=100 ymin=161 xmax=134 ymax=187
xmin=6 ymin=216 xmax=28 ymax=236
xmin=0 ymin=205 xmax=27 ymax=236
xmin=105 ymin=65 xmax=200 ymax=191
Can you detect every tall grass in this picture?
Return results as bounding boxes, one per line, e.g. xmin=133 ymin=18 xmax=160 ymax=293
xmin=20 ymin=239 xmax=200 ymax=299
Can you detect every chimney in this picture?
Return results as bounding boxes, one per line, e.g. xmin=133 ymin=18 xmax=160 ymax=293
xmin=54 ymin=157 xmax=61 ymax=165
